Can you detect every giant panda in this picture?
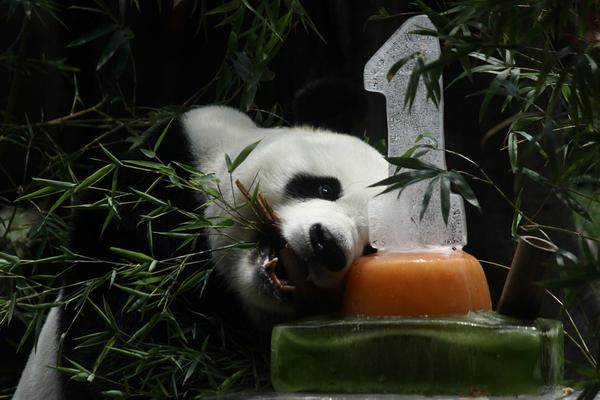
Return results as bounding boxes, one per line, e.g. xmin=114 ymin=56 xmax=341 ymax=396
xmin=13 ymin=93 xmax=388 ymax=399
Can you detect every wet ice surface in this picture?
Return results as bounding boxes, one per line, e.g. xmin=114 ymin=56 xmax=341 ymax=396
xmin=213 ymin=393 xmax=576 ymax=399
xmin=364 ymin=15 xmax=467 ymax=251
xmin=270 ymin=314 xmax=564 ymax=395
xmin=368 ymin=188 xmax=467 ymax=250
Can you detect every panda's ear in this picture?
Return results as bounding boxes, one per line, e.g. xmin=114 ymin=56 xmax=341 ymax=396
xmin=178 ymin=105 xmax=259 ymax=159
xmin=292 ymin=78 xmax=369 ymax=135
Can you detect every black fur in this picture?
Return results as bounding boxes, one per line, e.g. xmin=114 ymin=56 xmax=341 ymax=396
xmin=60 ymin=117 xmax=252 ymax=398
xmin=284 ymin=174 xmax=342 ymax=201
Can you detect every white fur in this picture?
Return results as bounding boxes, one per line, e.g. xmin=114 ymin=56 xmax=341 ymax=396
xmin=181 ymin=106 xmax=389 ymax=323
xmin=13 ymin=106 xmax=389 ymax=397
xmin=13 ymin=305 xmax=63 ymax=400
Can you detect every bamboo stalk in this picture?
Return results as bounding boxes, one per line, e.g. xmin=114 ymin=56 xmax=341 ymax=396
xmin=497 ymin=235 xmax=558 ymax=320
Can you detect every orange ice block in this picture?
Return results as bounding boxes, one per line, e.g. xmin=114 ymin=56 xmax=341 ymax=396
xmin=342 ymin=249 xmax=492 ymax=316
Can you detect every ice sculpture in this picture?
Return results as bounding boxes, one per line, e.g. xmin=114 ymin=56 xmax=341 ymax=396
xmin=272 ymin=312 xmax=564 ymax=394
xmin=270 ymin=15 xmax=564 ymax=396
xmin=364 ymin=15 xmax=467 ymax=250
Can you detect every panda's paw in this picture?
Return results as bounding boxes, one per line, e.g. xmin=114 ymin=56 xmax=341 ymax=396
xmin=253 ymin=235 xmax=297 ymax=302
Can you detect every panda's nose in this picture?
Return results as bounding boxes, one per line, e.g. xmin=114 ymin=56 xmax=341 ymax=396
xmin=309 ymin=223 xmax=346 ymax=271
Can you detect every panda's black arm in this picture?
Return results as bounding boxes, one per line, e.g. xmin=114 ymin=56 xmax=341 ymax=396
xmin=60 ymin=116 xmax=213 ymax=399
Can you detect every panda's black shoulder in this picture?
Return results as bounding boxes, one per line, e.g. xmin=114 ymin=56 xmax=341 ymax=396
xmin=138 ymin=114 xmax=194 ymax=165
xmin=67 ymin=113 xmax=205 ymax=270
xmin=293 ymin=78 xmax=369 ymax=135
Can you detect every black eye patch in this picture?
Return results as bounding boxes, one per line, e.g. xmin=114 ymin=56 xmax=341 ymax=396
xmin=285 ymin=174 xmax=342 ymax=201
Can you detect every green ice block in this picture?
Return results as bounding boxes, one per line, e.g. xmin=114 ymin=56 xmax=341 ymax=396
xmin=271 ymin=312 xmax=563 ymax=395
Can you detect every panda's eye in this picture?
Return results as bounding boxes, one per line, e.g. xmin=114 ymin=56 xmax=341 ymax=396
xmin=285 ymin=174 xmax=342 ymax=201
xmin=318 ymin=184 xmax=335 ymax=200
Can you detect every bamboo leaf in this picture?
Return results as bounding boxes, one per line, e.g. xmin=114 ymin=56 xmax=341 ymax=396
xmin=124 ymin=160 xmax=174 ymax=175
xmin=130 ymin=188 xmax=167 ymax=206
xmin=17 ymin=313 xmax=38 ymax=352
xmin=507 ymin=131 xmax=518 ymax=173
xmin=100 ymin=204 xmax=116 ymax=237
xmin=128 ymin=313 xmax=161 ymax=343
xmin=404 ymin=61 xmax=422 ymax=110
xmin=153 ymin=118 xmax=175 ymax=153
xmin=0 ymin=251 xmax=20 ymax=264
xmin=537 ymin=270 xmax=600 ymax=288
xmin=219 ymin=369 xmax=247 ymax=392
xmin=102 ymin=390 xmax=128 ymax=398
xmin=204 ymin=186 xmax=221 ymax=198
xmin=109 ymin=247 xmax=154 ymax=263
xmin=511 ymin=189 xmax=523 ymax=238
xmin=387 ymin=53 xmax=418 ymax=81
xmin=386 ymin=156 xmax=442 ymax=171
xmin=100 ymin=144 xmax=124 ymax=166
xmin=139 ymin=148 xmax=156 ymax=158
xmin=96 ymin=28 xmax=134 ymax=71
xmin=440 ymin=174 xmax=451 ymax=225
xmin=419 ymin=176 xmax=439 ymax=221
xmin=16 ymin=186 xmax=63 ymax=201
xmin=557 ymin=191 xmax=591 ymax=221
xmin=48 ymin=190 xmax=74 ymax=215
xmin=66 ymin=24 xmax=117 ymax=48
xmin=447 ymin=172 xmax=481 ymax=212
xmin=206 ymin=0 xmax=240 ymax=15
xmin=75 ymin=164 xmax=116 ymax=193
xmin=31 ymin=178 xmax=76 ymax=189
xmin=113 ymin=283 xmax=150 ymax=298
xmin=371 ymin=169 xmax=440 ymax=189
xmin=146 ymin=221 xmax=154 ymax=258
xmin=521 ymin=168 xmax=551 ymax=186
xmin=88 ymin=299 xmax=115 ymax=331
xmin=178 ymin=270 xmax=210 ymax=293
xmin=226 ymin=140 xmax=261 ymax=173
xmin=225 ymin=154 xmax=233 ymax=173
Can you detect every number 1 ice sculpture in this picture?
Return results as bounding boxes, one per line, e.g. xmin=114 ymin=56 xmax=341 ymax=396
xmin=364 ymin=15 xmax=467 ymax=251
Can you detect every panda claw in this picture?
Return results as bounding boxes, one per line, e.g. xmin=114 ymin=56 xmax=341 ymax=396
xmin=281 ymin=284 xmax=296 ymax=293
xmin=270 ymin=271 xmax=295 ymax=292
xmin=265 ymin=257 xmax=278 ymax=271
xmin=262 ymin=258 xmax=296 ymax=293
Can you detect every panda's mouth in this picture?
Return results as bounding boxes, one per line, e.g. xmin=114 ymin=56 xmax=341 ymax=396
xmin=254 ymin=234 xmax=343 ymax=316
xmin=256 ymin=235 xmax=297 ymax=297
xmin=235 ymin=179 xmax=304 ymax=300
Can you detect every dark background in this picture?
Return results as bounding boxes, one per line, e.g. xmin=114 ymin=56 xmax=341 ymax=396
xmin=0 ymin=0 xmax=517 ymax=297
xmin=1 ymin=0 xmax=588 ymax=388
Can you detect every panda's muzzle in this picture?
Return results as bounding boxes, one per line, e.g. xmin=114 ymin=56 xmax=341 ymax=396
xmin=255 ymin=222 xmax=347 ymax=299
xmin=308 ymin=223 xmax=346 ymax=272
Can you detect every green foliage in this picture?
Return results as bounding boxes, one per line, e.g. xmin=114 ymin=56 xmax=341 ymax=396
xmin=379 ymin=2 xmax=600 ymax=393
xmin=206 ymin=0 xmax=321 ymax=110
xmin=371 ymin=134 xmax=481 ymax=225
xmin=225 ymin=140 xmax=261 ymax=173
xmin=384 ymin=2 xmax=600 ymax=224
xmin=0 ymin=0 xmax=318 ymax=397
xmin=1 ymin=0 xmax=62 ymax=23
xmin=2 ymin=146 xmax=270 ymax=395
xmin=5 ymin=0 xmax=600 ymax=396
xmin=386 ymin=0 xmax=600 ymax=229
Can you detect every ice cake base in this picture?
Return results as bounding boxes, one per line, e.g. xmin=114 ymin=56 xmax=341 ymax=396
xmin=271 ymin=312 xmax=563 ymax=395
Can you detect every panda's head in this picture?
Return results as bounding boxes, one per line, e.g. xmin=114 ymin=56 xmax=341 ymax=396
xmin=182 ymin=92 xmax=386 ymax=328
